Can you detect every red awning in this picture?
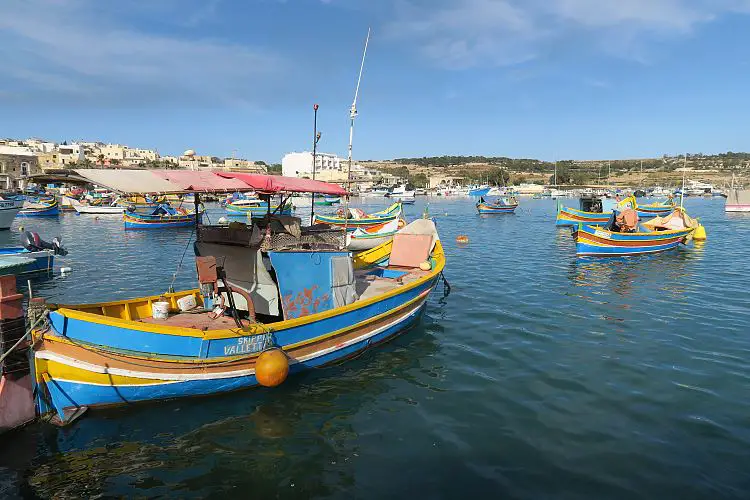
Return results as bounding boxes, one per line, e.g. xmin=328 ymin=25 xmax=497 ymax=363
xmin=151 ymin=170 xmax=249 ymax=192
xmin=217 ymin=172 xmax=348 ymax=196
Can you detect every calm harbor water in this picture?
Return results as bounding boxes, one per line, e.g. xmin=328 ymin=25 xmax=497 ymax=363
xmin=1 ymin=196 xmax=749 ymax=498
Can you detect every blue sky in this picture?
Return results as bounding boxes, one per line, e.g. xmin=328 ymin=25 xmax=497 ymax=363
xmin=1 ymin=0 xmax=749 ymax=163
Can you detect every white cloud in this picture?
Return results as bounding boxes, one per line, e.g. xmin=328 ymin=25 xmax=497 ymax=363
xmin=0 ymin=0 xmax=284 ymax=107
xmin=384 ymin=0 xmax=750 ymax=69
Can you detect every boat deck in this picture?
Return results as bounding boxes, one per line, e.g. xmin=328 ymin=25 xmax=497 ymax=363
xmin=136 ymin=267 xmax=430 ymax=328
xmin=354 ymin=267 xmax=430 ymax=301
xmin=140 ymin=313 xmax=251 ymax=330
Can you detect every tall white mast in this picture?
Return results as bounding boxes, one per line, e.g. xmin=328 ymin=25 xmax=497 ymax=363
xmin=347 ymin=28 xmax=370 ymax=192
xmin=343 ymin=28 xmax=371 ymax=236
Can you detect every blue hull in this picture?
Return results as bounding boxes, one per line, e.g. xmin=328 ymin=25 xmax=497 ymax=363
xmin=18 ymin=206 xmax=59 ymax=217
xmin=41 ymin=303 xmax=427 ymax=409
xmin=48 ymin=277 xmax=437 ymax=358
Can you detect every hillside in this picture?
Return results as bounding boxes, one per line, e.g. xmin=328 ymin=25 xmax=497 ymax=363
xmin=363 ymin=152 xmax=750 ymax=187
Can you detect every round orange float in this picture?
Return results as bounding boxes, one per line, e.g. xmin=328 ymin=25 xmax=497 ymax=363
xmin=255 ymin=348 xmax=290 ymax=387
xmin=455 ymin=235 xmax=469 ymax=244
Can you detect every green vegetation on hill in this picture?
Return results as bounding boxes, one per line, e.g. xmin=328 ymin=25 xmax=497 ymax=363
xmin=385 ymin=152 xmax=750 ymax=185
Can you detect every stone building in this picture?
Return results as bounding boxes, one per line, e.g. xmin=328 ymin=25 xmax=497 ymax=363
xmin=0 ymin=148 xmax=40 ymax=190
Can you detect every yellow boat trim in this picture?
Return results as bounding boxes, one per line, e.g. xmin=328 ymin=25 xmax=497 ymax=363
xmin=49 ymin=241 xmax=445 ymax=339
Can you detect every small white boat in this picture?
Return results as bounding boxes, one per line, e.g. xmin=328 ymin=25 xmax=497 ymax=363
xmin=346 ymin=218 xmax=402 ymax=251
xmin=70 ymin=198 xmax=125 ymax=214
xmin=0 ymin=196 xmax=24 ymax=230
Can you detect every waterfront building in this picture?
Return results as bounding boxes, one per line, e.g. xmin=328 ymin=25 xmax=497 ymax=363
xmin=0 ymin=146 xmax=41 ymax=189
xmin=282 ymin=152 xmax=342 ymax=178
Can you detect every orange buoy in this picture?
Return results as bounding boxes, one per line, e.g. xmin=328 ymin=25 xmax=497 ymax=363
xmin=456 ymin=235 xmax=469 ymax=244
xmin=255 ymin=348 xmax=289 ymax=387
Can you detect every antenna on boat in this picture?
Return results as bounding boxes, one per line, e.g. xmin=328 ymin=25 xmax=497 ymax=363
xmin=310 ymin=103 xmax=321 ymax=225
xmin=343 ymin=27 xmax=371 ymax=238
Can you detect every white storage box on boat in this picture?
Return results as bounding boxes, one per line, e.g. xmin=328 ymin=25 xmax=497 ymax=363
xmin=152 ymin=301 xmax=170 ymax=320
xmin=176 ymin=295 xmax=197 ymax=312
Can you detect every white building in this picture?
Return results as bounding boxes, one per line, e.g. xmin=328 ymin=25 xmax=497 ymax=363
xmin=26 ymin=139 xmax=57 ymax=153
xmin=282 ymin=152 xmax=342 ymax=178
xmin=57 ymin=143 xmax=86 ymax=165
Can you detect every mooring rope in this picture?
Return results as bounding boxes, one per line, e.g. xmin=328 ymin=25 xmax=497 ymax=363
xmin=0 ymin=310 xmax=49 ymax=365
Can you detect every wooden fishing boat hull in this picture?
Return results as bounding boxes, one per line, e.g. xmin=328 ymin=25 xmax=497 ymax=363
xmin=635 ymin=206 xmax=673 ymax=218
xmin=477 ymin=202 xmax=517 ymax=214
xmin=32 ymin=245 xmax=444 ymax=413
xmin=314 ymin=202 xmax=402 ymax=229
xmin=353 ymin=239 xmax=392 ymax=268
xmin=555 ymin=206 xmax=610 ymax=226
xmin=572 ymin=224 xmax=694 ymax=257
xmin=18 ymin=202 xmax=59 ymax=217
xmin=346 ymin=219 xmax=402 ymax=251
xmin=123 ymin=212 xmax=199 ymax=229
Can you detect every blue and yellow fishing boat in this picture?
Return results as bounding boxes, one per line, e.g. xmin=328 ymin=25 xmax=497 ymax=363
xmin=18 ymin=198 xmax=59 ymax=217
xmin=572 ymin=208 xmax=697 ymax=257
xmin=30 ymin=217 xmax=445 ymax=421
xmin=634 ymin=199 xmax=674 ymax=218
xmin=313 ymin=202 xmax=402 ymax=230
xmin=556 ymin=195 xmax=622 ymax=226
xmin=123 ymin=204 xmax=200 ymax=229
xmin=476 ymin=197 xmax=518 ymax=214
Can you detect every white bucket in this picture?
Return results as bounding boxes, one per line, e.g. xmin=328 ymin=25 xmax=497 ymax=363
xmin=176 ymin=295 xmax=197 ymax=312
xmin=152 ymin=301 xmax=170 ymax=320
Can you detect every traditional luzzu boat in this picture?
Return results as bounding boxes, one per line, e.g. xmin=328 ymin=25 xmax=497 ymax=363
xmin=18 ymin=198 xmax=59 ymax=217
xmin=313 ymin=202 xmax=402 ymax=230
xmin=117 ymin=195 xmax=165 ymax=211
xmin=572 ymin=207 xmax=698 ymax=257
xmin=26 ymin=170 xmax=446 ymax=423
xmin=476 ymin=196 xmax=519 ymax=214
xmin=123 ymin=204 xmax=200 ymax=229
xmin=556 ymin=195 xmax=619 ymax=226
xmin=346 ymin=218 xmax=404 ymax=251
xmin=632 ymin=198 xmax=675 ymax=218
xmin=226 ymin=198 xmax=293 ymax=217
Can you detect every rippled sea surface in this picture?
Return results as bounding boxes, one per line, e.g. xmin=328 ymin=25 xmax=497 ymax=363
xmin=1 ymin=197 xmax=749 ymax=499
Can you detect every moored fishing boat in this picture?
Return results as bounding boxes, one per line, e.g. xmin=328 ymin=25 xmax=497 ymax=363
xmin=18 ymin=199 xmax=59 ymax=217
xmin=313 ymin=202 xmax=402 ymax=230
xmin=30 ymin=206 xmax=444 ymax=420
xmin=123 ymin=204 xmax=200 ymax=229
xmin=476 ymin=196 xmax=518 ymax=214
xmin=346 ymin=218 xmax=404 ymax=251
xmin=572 ymin=207 xmax=697 ymax=257
xmin=556 ymin=195 xmax=618 ymax=226
xmin=0 ymin=195 xmax=25 ymax=229
xmin=633 ymin=199 xmax=674 ymax=218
